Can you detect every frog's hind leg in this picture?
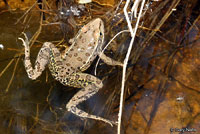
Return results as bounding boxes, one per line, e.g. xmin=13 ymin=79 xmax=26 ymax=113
xmin=19 ymin=33 xmax=61 ymax=80
xmin=66 ymin=73 xmax=114 ymax=126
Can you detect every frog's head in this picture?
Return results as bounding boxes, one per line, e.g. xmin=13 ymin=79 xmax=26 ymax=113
xmin=78 ymin=18 xmax=104 ymax=46
xmin=89 ymin=18 xmax=104 ymax=44
xmin=82 ymin=18 xmax=104 ymax=34
xmin=91 ymin=18 xmax=104 ymax=36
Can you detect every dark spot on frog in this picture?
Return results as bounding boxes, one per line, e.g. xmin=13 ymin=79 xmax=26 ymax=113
xmin=84 ymin=29 xmax=88 ymax=33
xmin=96 ymin=80 xmax=101 ymax=84
xmin=85 ymin=53 xmax=90 ymax=56
xmin=77 ymin=57 xmax=82 ymax=61
xmin=68 ymin=54 xmax=72 ymax=58
xmin=86 ymin=75 xmax=91 ymax=80
xmin=56 ymin=61 xmax=62 ymax=65
xmin=75 ymin=75 xmax=80 ymax=80
xmin=74 ymin=53 xmax=78 ymax=57
xmin=71 ymin=67 xmax=75 ymax=70
xmin=29 ymin=70 xmax=34 ymax=75
xmin=88 ymin=44 xmax=93 ymax=47
xmin=71 ymin=106 xmax=76 ymax=113
xmin=88 ymin=88 xmax=93 ymax=91
xmin=54 ymin=53 xmax=60 ymax=57
xmin=27 ymin=64 xmax=32 ymax=69
xmin=82 ymin=83 xmax=88 ymax=87
xmin=66 ymin=63 xmax=71 ymax=66
xmin=82 ymin=38 xmax=86 ymax=43
xmin=25 ymin=57 xmax=30 ymax=60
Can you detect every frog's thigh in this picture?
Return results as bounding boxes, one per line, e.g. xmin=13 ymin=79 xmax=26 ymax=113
xmin=99 ymin=52 xmax=123 ymax=66
xmin=66 ymin=73 xmax=113 ymax=126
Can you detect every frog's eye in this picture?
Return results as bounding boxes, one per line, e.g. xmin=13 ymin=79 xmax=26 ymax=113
xmin=100 ymin=32 xmax=102 ymax=36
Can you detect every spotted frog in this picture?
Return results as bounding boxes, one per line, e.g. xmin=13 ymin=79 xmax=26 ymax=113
xmin=19 ymin=18 xmax=122 ymax=126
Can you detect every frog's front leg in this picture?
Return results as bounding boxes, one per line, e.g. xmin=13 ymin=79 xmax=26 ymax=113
xmin=99 ymin=52 xmax=123 ymax=67
xmin=19 ymin=34 xmax=61 ymax=80
xmin=66 ymin=73 xmax=115 ymax=126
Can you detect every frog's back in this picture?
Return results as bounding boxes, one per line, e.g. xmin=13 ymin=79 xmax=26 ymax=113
xmin=64 ymin=18 xmax=104 ymax=71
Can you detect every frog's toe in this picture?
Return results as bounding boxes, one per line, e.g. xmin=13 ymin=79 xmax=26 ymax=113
xmin=102 ymin=119 xmax=117 ymax=127
xmin=110 ymin=120 xmax=118 ymax=126
xmin=18 ymin=32 xmax=29 ymax=47
xmin=108 ymin=121 xmax=113 ymax=127
xmin=113 ymin=120 xmax=118 ymax=125
xmin=22 ymin=32 xmax=29 ymax=42
xmin=18 ymin=37 xmax=26 ymax=47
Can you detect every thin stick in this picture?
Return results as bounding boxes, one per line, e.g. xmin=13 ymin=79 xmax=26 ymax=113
xmin=15 ymin=1 xmax=37 ymax=25
xmin=117 ymin=0 xmax=145 ymax=134
xmin=131 ymin=0 xmax=141 ymax=18
xmin=114 ymin=0 xmax=124 ymax=14
xmin=5 ymin=58 xmax=20 ymax=92
xmin=0 ymin=59 xmax=15 ymax=78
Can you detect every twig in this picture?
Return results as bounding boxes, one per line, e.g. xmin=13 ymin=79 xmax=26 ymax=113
xmin=0 ymin=59 xmax=15 ymax=78
xmin=5 ymin=58 xmax=20 ymax=92
xmin=114 ymin=0 xmax=124 ymax=14
xmin=131 ymin=0 xmax=141 ymax=18
xmin=15 ymin=1 xmax=37 ymax=25
xmin=117 ymin=0 xmax=146 ymax=134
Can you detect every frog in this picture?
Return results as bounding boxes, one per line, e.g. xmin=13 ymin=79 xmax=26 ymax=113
xmin=18 ymin=18 xmax=123 ymax=126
